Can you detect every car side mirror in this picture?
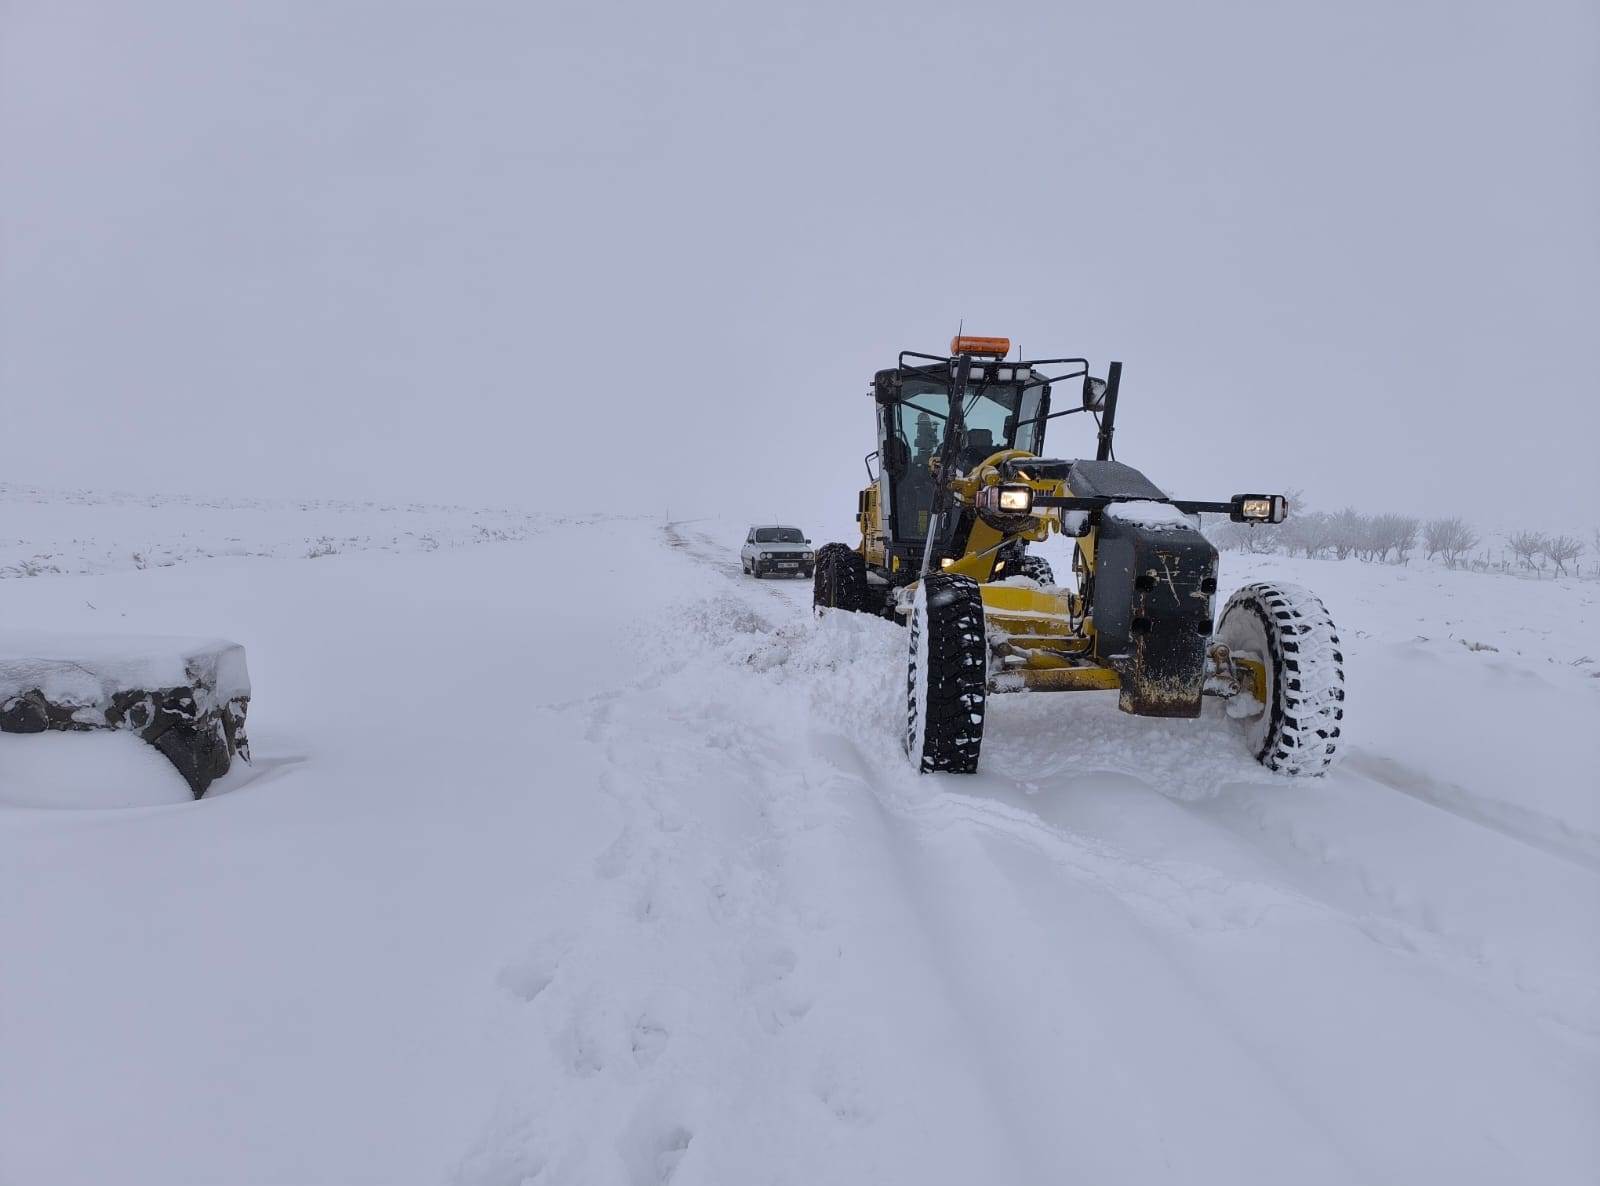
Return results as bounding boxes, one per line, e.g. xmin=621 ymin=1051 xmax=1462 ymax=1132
xmin=804 ymin=539 xmax=811 ymax=545
xmin=1082 ymin=375 xmax=1108 ymax=411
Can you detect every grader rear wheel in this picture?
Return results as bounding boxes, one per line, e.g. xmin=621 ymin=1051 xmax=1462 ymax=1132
xmin=1018 ymin=554 xmax=1055 ymax=585
xmin=812 ymin=543 xmax=868 ymax=614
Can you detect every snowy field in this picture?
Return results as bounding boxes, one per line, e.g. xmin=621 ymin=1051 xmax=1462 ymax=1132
xmin=0 ymin=482 xmax=570 ymax=577
xmin=1 ymin=492 xmax=1596 ymax=1185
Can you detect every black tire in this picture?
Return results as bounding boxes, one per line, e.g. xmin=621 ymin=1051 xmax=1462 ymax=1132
xmin=905 ymin=574 xmax=987 ymax=773
xmin=813 ymin=543 xmax=867 ymax=613
xmin=1018 ymin=554 xmax=1055 ymax=585
xmin=1217 ymin=582 xmax=1345 ymax=776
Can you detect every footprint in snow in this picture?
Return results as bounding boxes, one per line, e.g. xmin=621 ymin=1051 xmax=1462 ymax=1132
xmin=811 ymin=1065 xmax=876 ymax=1126
xmin=742 ymin=944 xmax=797 ymax=989
xmin=653 ymin=1127 xmax=693 ymax=1184
xmin=497 ymin=934 xmax=570 ymax=1002
xmin=554 ymin=1014 xmax=606 ymax=1078
xmin=631 ymin=1016 xmax=670 ymax=1067
xmin=619 ymin=1112 xmax=694 ymax=1186
xmin=593 ymin=824 xmax=637 ymax=881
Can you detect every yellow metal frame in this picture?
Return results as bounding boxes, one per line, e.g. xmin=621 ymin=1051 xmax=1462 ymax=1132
xmin=857 ymin=447 xmax=1262 ymax=705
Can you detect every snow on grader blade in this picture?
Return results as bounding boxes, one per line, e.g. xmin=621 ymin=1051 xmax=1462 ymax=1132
xmin=0 ymin=633 xmax=251 ymax=797
xmin=812 ymin=335 xmax=1345 ymax=777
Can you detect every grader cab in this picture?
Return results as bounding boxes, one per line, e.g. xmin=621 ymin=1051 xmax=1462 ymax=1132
xmin=814 ymin=336 xmax=1345 ymax=777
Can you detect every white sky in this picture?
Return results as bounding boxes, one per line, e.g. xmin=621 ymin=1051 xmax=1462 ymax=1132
xmin=2 ymin=0 xmax=1595 ymax=539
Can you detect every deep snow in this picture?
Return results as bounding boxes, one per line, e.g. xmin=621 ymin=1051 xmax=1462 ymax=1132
xmin=1 ymin=493 xmax=1596 ymax=1185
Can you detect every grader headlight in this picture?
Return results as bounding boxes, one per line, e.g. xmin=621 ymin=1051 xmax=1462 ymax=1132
xmin=997 ymin=486 xmax=1033 ymax=513
xmin=976 ymin=484 xmax=1036 ymax=531
xmin=1231 ymin=494 xmax=1288 ymax=523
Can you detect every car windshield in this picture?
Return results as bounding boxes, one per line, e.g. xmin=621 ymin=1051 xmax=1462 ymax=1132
xmin=755 ymin=527 xmax=804 ymax=543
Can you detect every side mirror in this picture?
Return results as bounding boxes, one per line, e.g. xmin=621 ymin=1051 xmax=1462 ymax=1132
xmin=1082 ymin=375 xmax=1108 ymax=411
xmin=804 ymin=538 xmax=811 ymax=545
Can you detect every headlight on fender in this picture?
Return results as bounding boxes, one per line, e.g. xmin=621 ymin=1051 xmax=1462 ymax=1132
xmin=997 ymin=486 xmax=1033 ymax=513
xmin=975 ymin=483 xmax=1036 ymax=530
xmin=1230 ymin=494 xmax=1288 ymax=523
xmin=978 ymin=484 xmax=1034 ymax=516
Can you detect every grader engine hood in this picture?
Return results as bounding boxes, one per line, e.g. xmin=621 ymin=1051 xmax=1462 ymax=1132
xmin=1091 ymin=503 xmax=1219 ymax=717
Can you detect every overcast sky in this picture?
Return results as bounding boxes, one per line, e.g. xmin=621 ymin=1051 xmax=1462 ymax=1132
xmin=2 ymin=0 xmax=1595 ymax=539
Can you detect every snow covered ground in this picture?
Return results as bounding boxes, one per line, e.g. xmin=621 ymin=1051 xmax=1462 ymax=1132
xmin=0 ymin=482 xmax=567 ymax=577
xmin=1 ymin=494 xmax=1596 ymax=1185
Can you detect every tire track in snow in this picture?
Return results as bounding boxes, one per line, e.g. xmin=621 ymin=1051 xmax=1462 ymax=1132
xmin=461 ymin=535 xmax=1027 ymax=1182
xmin=662 ymin=528 xmax=1391 ymax=1178
xmin=1344 ymin=751 xmax=1600 ymax=873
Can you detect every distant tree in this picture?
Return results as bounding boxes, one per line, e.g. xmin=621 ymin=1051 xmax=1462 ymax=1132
xmin=1203 ymin=517 xmax=1248 ymax=551
xmin=1237 ymin=521 xmax=1279 ymax=554
xmin=1508 ymin=530 xmax=1547 ymax=572
xmin=1423 ymin=516 xmax=1479 ymax=568
xmin=1330 ymin=507 xmax=1367 ymax=560
xmin=1371 ymin=513 xmax=1420 ymax=564
xmin=1423 ymin=518 xmax=1450 ymax=561
xmin=1543 ymin=534 xmax=1583 ymax=577
xmin=1281 ymin=510 xmax=1334 ymax=558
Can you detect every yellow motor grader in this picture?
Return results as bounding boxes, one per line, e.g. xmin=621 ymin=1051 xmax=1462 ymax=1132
xmin=813 ymin=336 xmax=1345 ymax=776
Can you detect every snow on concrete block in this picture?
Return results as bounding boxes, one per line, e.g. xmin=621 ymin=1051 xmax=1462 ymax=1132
xmin=0 ymin=631 xmax=251 ymax=798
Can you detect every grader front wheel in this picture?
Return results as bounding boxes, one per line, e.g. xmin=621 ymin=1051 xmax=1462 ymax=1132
xmin=905 ymin=574 xmax=987 ymax=773
xmin=1216 ymin=582 xmax=1346 ymax=776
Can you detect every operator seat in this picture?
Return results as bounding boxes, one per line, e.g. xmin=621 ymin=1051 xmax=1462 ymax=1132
xmin=959 ymin=428 xmax=996 ymax=472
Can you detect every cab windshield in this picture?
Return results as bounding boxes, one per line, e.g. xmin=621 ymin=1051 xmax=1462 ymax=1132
xmin=885 ymin=378 xmax=1045 ymax=539
xmin=755 ymin=527 xmax=805 ymax=544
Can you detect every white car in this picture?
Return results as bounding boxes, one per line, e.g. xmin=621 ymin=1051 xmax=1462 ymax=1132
xmin=741 ymin=525 xmax=815 ymax=579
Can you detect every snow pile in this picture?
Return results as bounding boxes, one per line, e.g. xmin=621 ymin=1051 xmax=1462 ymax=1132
xmin=1102 ymin=499 xmax=1200 ymax=530
xmin=0 ymin=631 xmax=250 ymax=706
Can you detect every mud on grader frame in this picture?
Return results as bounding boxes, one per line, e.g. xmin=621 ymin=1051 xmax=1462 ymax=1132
xmin=813 ymin=336 xmax=1345 ymax=777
